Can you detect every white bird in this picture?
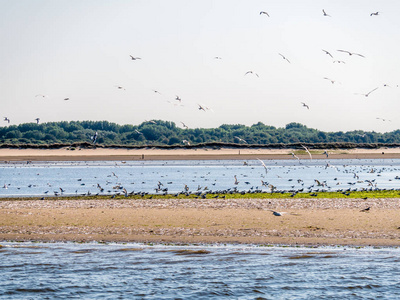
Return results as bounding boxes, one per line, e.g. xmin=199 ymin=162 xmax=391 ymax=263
xmin=92 ymin=131 xmax=98 ymax=144
xmin=260 ymin=11 xmax=270 ymax=17
xmin=337 ymin=50 xmax=365 ymax=58
xmin=322 ymin=9 xmax=331 ymax=17
xmin=135 ymin=129 xmax=143 ymax=135
xmin=301 ymin=145 xmax=312 ymax=160
xmin=355 ymin=87 xmax=379 ymax=97
xmin=269 ymin=210 xmax=285 ymax=216
xmin=182 ymin=140 xmax=190 ymax=146
xmin=278 ymin=53 xmax=291 ymax=63
xmin=234 ymin=136 xmax=247 ymax=144
xmin=257 ymin=158 xmax=268 ymax=175
xmin=291 ymin=152 xmax=300 ymax=161
xmin=130 ymin=55 xmax=141 ymax=60
xmin=301 ymin=102 xmax=309 ymax=109
xmin=244 ymin=71 xmax=259 ymax=77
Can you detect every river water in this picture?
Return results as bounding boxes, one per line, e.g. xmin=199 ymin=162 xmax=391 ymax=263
xmin=1 ymin=159 xmax=400 ymax=197
xmin=0 ymin=242 xmax=399 ymax=299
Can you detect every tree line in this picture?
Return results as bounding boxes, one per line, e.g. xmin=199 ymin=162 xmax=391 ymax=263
xmin=1 ymin=120 xmax=400 ymax=146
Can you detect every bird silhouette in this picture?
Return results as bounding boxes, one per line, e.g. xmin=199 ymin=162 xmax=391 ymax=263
xmin=259 ymin=11 xmax=270 ymax=17
xmin=244 ymin=71 xmax=259 ymax=77
xmin=279 ymin=53 xmax=291 ymax=63
xmin=370 ymin=12 xmax=380 ymax=16
xmin=322 ymin=9 xmax=331 ymax=17
xmin=322 ymin=49 xmax=333 ymax=58
xmin=257 ymin=158 xmax=268 ymax=175
xmin=355 ymin=87 xmax=378 ymax=97
xmin=337 ymin=50 xmax=365 ymax=58
xmin=301 ymin=102 xmax=309 ymax=109
xmin=301 ymin=145 xmax=312 ymax=160
xmin=130 ymin=55 xmax=141 ymax=60
xmin=35 ymin=118 xmax=40 ymax=124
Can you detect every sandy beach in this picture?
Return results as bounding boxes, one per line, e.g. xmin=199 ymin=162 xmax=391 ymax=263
xmin=1 ymin=146 xmax=400 ymax=161
xmin=1 ymin=197 xmax=400 ymax=246
xmin=1 ymin=146 xmax=400 ymax=246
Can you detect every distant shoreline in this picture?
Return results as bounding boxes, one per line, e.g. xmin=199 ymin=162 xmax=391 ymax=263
xmin=1 ymin=146 xmax=400 ymax=161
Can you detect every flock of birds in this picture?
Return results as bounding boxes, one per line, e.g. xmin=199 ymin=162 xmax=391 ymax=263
xmin=3 ymin=7 xmax=399 ymax=140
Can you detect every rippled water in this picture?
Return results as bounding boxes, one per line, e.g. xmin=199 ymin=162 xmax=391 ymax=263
xmin=0 ymin=242 xmax=399 ymax=299
xmin=1 ymin=159 xmax=400 ymax=197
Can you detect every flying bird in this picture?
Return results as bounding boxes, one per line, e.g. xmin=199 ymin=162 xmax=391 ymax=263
xmin=35 ymin=94 xmax=47 ymax=98
xmin=355 ymin=87 xmax=379 ymax=97
xmin=370 ymin=12 xmax=380 ymax=16
xmin=181 ymin=122 xmax=188 ymax=129
xmin=323 ymin=77 xmax=336 ymax=84
xmin=63 ymin=97 xmax=70 ymax=101
xmin=135 ymin=129 xmax=143 ymax=135
xmin=234 ymin=136 xmax=247 ymax=144
xmin=214 ymin=56 xmax=222 ymax=59
xmin=259 ymin=11 xmax=270 ymax=16
xmin=301 ymin=144 xmax=312 ymax=160
xmin=337 ymin=50 xmax=365 ymax=57
xmin=198 ymin=104 xmax=206 ymax=111
xmin=322 ymin=49 xmax=333 ymax=58
xmin=323 ymin=150 xmax=329 ymax=158
xmin=35 ymin=118 xmax=40 ymax=124
xmin=175 ymin=95 xmax=182 ymax=102
xmin=92 ymin=132 xmax=98 ymax=144
xmin=301 ymin=102 xmax=309 ymax=109
xmin=291 ymin=152 xmax=300 ymax=161
xmin=130 ymin=55 xmax=141 ymax=60
xmin=115 ymin=86 xmax=126 ymax=90
xmin=322 ymin=9 xmax=331 ymax=17
xmin=244 ymin=71 xmax=259 ymax=77
xmin=234 ymin=175 xmax=239 ymax=185
xmin=333 ymin=60 xmax=346 ymax=64
xmin=278 ymin=53 xmax=291 ymax=63
xmin=257 ymin=158 xmax=268 ymax=175
xmin=3 ymin=117 xmax=10 ymax=123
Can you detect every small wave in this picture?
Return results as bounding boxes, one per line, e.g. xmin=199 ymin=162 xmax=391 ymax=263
xmin=111 ymin=248 xmax=144 ymax=252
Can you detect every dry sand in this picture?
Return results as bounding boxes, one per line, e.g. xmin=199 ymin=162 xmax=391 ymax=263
xmin=1 ymin=197 xmax=400 ymax=246
xmin=1 ymin=146 xmax=400 ymax=161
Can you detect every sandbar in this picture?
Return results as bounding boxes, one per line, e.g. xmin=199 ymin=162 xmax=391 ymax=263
xmin=1 ymin=197 xmax=400 ymax=246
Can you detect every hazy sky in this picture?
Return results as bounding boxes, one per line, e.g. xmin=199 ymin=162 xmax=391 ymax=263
xmin=1 ymin=0 xmax=400 ymax=132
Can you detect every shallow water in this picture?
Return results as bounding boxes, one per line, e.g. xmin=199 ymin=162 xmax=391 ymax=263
xmin=1 ymin=159 xmax=400 ymax=197
xmin=0 ymin=242 xmax=399 ymax=299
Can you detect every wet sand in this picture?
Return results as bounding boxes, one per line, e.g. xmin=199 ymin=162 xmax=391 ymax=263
xmin=1 ymin=147 xmax=400 ymax=161
xmin=1 ymin=198 xmax=400 ymax=246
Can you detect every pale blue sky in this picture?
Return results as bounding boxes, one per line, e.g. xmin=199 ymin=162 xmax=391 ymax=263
xmin=1 ymin=0 xmax=400 ymax=132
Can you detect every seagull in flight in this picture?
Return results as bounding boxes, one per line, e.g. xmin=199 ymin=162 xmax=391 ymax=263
xmin=214 ymin=56 xmax=222 ymax=60
xmin=278 ymin=53 xmax=291 ymax=63
xmin=301 ymin=144 xmax=312 ymax=160
xmin=257 ymin=158 xmax=268 ymax=175
xmin=322 ymin=49 xmax=333 ymax=58
xmin=35 ymin=118 xmax=40 ymax=124
xmin=260 ymin=11 xmax=270 ymax=17
xmin=152 ymin=90 xmax=161 ymax=94
xmin=301 ymin=102 xmax=309 ymax=109
xmin=3 ymin=117 xmax=10 ymax=123
xmin=291 ymin=152 xmax=300 ymax=161
xmin=35 ymin=94 xmax=47 ymax=98
xmin=244 ymin=71 xmax=259 ymax=77
xmin=175 ymin=95 xmax=182 ymax=102
xmin=234 ymin=136 xmax=247 ymax=144
xmin=130 ymin=55 xmax=141 ymax=60
xmin=370 ymin=12 xmax=380 ymax=16
xmin=323 ymin=77 xmax=337 ymax=84
xmin=322 ymin=9 xmax=331 ymax=17
xmin=355 ymin=87 xmax=379 ymax=97
xmin=181 ymin=121 xmax=189 ymax=129
xmin=337 ymin=50 xmax=365 ymax=58
xmin=115 ymin=86 xmax=126 ymax=90
xmin=63 ymin=97 xmax=70 ymax=101
xmin=198 ymin=104 xmax=206 ymax=111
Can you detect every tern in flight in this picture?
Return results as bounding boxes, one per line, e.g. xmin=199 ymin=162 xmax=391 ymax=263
xmin=181 ymin=121 xmax=189 ymax=129
xmin=260 ymin=11 xmax=270 ymax=17
xmin=322 ymin=49 xmax=333 ymax=58
xmin=301 ymin=102 xmax=309 ymax=109
xmin=323 ymin=77 xmax=336 ymax=84
xmin=337 ymin=50 xmax=365 ymax=57
xmin=234 ymin=136 xmax=247 ymax=144
xmin=257 ymin=158 xmax=268 ymax=175
xmin=244 ymin=71 xmax=259 ymax=77
xmin=355 ymin=87 xmax=379 ymax=97
xmin=35 ymin=94 xmax=47 ymax=98
xmin=291 ymin=152 xmax=300 ymax=161
xmin=130 ymin=55 xmax=141 ymax=60
xmin=35 ymin=118 xmax=40 ymax=124
xmin=301 ymin=145 xmax=313 ymax=160
xmin=152 ymin=90 xmax=161 ymax=94
xmin=278 ymin=53 xmax=291 ymax=63
xmin=322 ymin=9 xmax=331 ymax=17
xmin=175 ymin=95 xmax=182 ymax=102
xmin=3 ymin=117 xmax=10 ymax=123
xmin=115 ymin=86 xmax=126 ymax=90
xmin=370 ymin=12 xmax=380 ymax=16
